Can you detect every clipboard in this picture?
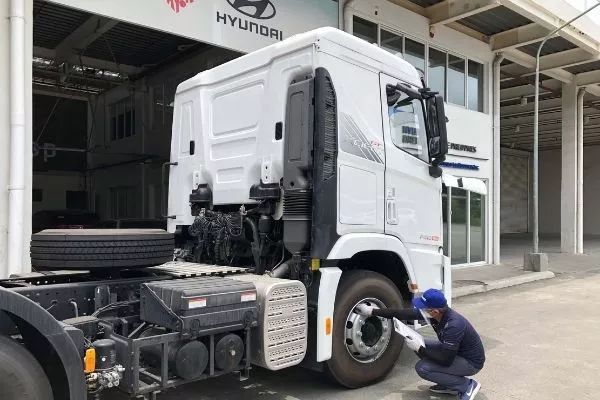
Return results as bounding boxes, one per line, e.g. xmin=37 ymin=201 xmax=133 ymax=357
xmin=393 ymin=317 xmax=426 ymax=348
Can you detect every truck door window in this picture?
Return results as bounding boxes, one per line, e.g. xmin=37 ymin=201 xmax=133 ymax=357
xmin=387 ymin=92 xmax=429 ymax=163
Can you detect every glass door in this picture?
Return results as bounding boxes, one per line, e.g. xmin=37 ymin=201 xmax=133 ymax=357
xmin=470 ymin=192 xmax=486 ymax=263
xmin=451 ymin=187 xmax=468 ymax=264
xmin=442 ymin=180 xmax=487 ymax=265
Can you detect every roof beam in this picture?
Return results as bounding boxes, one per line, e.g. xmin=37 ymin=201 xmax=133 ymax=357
xmin=54 ymin=16 xmax=119 ymax=64
xmin=501 ymin=97 xmax=562 ymax=115
xmin=576 ymin=70 xmax=600 ymax=86
xmin=34 ymin=46 xmax=142 ymax=76
xmin=502 ymin=48 xmax=600 ymax=77
xmin=33 ymin=84 xmax=91 ymax=102
xmin=499 ymin=0 xmax=600 ymax=54
xmin=491 ymin=23 xmax=550 ymax=51
xmin=501 ymin=79 xmax=562 ymax=101
xmin=426 ymin=0 xmax=500 ymax=26
xmin=503 ymin=48 xmax=574 ymax=83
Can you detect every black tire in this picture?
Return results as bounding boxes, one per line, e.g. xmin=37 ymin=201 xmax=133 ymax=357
xmin=0 ymin=335 xmax=53 ymax=400
xmin=326 ymin=270 xmax=405 ymax=388
xmin=31 ymin=229 xmax=174 ymax=270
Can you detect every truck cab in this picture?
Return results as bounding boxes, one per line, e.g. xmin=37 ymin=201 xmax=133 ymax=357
xmin=167 ymin=27 xmax=450 ymax=387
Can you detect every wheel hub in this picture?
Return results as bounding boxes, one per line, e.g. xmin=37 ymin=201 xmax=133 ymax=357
xmin=345 ymin=298 xmax=392 ymax=363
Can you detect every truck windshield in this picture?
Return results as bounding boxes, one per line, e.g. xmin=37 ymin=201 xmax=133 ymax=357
xmin=387 ymin=92 xmax=429 ymax=163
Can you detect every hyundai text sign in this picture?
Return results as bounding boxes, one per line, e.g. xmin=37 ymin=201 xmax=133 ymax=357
xmin=49 ymin=0 xmax=338 ymax=53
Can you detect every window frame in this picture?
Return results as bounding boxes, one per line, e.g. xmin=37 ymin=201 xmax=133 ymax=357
xmin=446 ymin=51 xmax=467 ymax=107
xmin=467 ymin=59 xmax=485 ymax=112
xmin=107 ymin=96 xmax=136 ymax=142
xmin=350 ymin=14 xmax=487 ymax=114
xmin=427 ymin=45 xmax=448 ymax=100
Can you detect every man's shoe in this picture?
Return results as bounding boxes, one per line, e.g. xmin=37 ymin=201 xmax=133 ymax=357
xmin=429 ymin=385 xmax=458 ymax=395
xmin=458 ymin=379 xmax=481 ymax=400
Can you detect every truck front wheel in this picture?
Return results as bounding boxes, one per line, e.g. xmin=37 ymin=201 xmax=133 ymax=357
xmin=0 ymin=335 xmax=53 ymax=400
xmin=326 ymin=270 xmax=405 ymax=388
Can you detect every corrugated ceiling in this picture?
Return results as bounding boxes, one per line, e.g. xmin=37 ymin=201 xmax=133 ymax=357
xmin=34 ymin=0 xmax=91 ymax=49
xmin=33 ymin=0 xmax=201 ymax=69
xmin=405 ymin=0 xmax=442 ymax=7
xmin=459 ymin=6 xmax=532 ymax=36
xmin=518 ymin=37 xmax=578 ymax=57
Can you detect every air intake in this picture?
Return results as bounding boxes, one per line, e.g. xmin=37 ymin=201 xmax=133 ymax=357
xmin=231 ymin=274 xmax=307 ymax=370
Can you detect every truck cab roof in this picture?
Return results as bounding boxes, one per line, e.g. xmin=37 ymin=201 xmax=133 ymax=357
xmin=177 ymin=27 xmax=422 ymax=94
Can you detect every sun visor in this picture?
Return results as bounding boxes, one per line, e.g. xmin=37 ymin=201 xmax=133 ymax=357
xmin=442 ymin=173 xmax=487 ymax=196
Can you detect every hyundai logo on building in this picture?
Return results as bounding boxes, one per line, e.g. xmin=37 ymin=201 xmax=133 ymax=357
xmin=217 ymin=0 xmax=283 ymax=41
xmin=226 ymin=0 xmax=276 ymax=20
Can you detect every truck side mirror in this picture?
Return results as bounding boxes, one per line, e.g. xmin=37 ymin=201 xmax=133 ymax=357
xmin=427 ymin=94 xmax=448 ymax=162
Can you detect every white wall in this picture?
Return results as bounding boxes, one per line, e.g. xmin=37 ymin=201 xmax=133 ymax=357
xmin=539 ymin=145 xmax=600 ymax=235
xmin=0 ymin=2 xmax=10 ymax=275
xmin=32 ymin=172 xmax=86 ymax=214
xmin=49 ymin=0 xmax=338 ymax=54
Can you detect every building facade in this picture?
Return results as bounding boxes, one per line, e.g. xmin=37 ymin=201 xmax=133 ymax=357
xmin=2 ymin=0 xmax=600 ymax=277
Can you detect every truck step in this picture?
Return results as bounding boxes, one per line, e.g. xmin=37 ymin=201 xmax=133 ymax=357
xmin=147 ymin=261 xmax=248 ymax=278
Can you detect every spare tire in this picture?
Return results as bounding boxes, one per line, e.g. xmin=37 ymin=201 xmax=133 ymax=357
xmin=31 ymin=229 xmax=174 ymax=270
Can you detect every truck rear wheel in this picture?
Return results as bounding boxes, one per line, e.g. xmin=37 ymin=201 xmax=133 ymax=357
xmin=0 ymin=335 xmax=53 ymax=400
xmin=326 ymin=270 xmax=405 ymax=388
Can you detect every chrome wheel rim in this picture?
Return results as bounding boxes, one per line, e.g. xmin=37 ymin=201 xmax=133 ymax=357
xmin=344 ymin=298 xmax=392 ymax=363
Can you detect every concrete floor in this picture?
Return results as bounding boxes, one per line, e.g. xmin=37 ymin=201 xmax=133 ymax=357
xmin=106 ymin=269 xmax=600 ymax=400
xmin=501 ymin=234 xmax=600 ymax=273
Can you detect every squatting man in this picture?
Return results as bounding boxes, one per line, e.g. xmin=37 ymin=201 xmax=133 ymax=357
xmin=356 ymin=289 xmax=485 ymax=400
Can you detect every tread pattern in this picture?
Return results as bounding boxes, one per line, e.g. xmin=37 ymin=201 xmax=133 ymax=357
xmin=30 ymin=229 xmax=174 ymax=270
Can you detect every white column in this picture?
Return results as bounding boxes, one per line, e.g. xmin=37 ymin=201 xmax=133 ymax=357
xmin=21 ymin=0 xmax=33 ymax=273
xmin=492 ymin=54 xmax=504 ymax=265
xmin=576 ymin=88 xmax=585 ymax=254
xmin=0 ymin=3 xmax=11 ymax=278
xmin=561 ymin=81 xmax=578 ymax=253
xmin=8 ymin=0 xmax=26 ymax=277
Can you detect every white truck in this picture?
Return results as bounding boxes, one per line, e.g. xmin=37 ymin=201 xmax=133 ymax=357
xmin=0 ymin=27 xmax=451 ymax=400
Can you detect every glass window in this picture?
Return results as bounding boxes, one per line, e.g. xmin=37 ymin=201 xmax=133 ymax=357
xmin=405 ymin=38 xmax=425 ymax=80
xmin=428 ymin=48 xmax=446 ymax=99
xmin=380 ymin=29 xmax=403 ymax=55
xmin=470 ymin=192 xmax=486 ymax=262
xmin=125 ymin=110 xmax=133 ymax=137
xmin=110 ymin=116 xmax=117 ymax=141
xmin=388 ymin=89 xmax=429 ymax=163
xmin=353 ymin=16 xmax=377 ymax=44
xmin=117 ymin=114 xmax=125 ymax=139
xmin=468 ymin=60 xmax=484 ymax=112
xmin=451 ymin=188 xmax=468 ymax=264
xmin=448 ymin=54 xmax=465 ymax=106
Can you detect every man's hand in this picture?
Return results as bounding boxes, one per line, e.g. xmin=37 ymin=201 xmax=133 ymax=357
xmin=404 ymin=336 xmax=421 ymax=352
xmin=355 ymin=304 xmax=375 ymax=317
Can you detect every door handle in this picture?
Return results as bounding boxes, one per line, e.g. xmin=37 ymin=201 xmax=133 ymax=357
xmin=387 ymin=199 xmax=398 ymax=225
xmin=161 ymin=161 xmax=178 ymax=219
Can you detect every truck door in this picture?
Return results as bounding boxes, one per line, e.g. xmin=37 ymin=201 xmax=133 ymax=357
xmin=379 ymin=73 xmax=443 ymax=258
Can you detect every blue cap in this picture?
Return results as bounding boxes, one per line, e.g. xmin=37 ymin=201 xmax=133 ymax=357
xmin=412 ymin=289 xmax=447 ymax=309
